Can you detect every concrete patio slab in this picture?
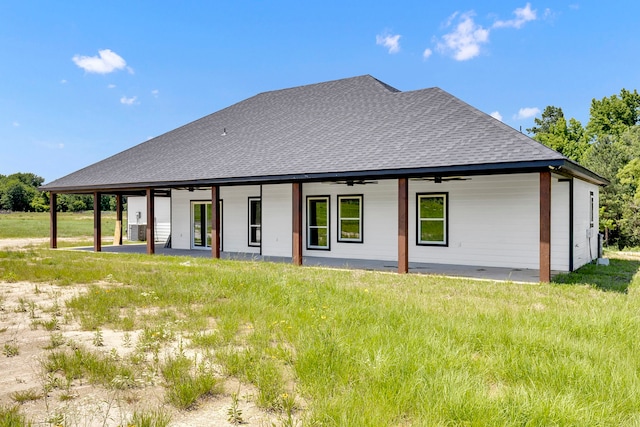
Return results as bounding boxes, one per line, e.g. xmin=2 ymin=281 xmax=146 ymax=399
xmin=70 ymin=244 xmax=551 ymax=283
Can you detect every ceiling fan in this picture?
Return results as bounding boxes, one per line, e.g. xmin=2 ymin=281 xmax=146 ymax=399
xmin=410 ymin=176 xmax=470 ymax=183
xmin=330 ymin=179 xmax=378 ymax=186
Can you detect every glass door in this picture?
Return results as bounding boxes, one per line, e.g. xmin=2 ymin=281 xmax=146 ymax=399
xmin=191 ymin=201 xmax=222 ymax=250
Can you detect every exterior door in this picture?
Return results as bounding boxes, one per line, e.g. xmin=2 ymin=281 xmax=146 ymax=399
xmin=191 ymin=201 xmax=223 ymax=250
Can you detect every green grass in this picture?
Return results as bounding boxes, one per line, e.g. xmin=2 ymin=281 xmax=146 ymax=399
xmin=43 ymin=346 xmax=137 ymax=389
xmin=161 ymin=353 xmax=221 ymax=409
xmin=553 ymin=257 xmax=640 ymax=292
xmin=10 ymin=389 xmax=41 ymax=404
xmin=0 ymin=211 xmax=123 ymax=240
xmin=127 ymin=409 xmax=172 ymax=427
xmin=1 ymin=248 xmax=640 ymax=425
xmin=0 ymin=405 xmax=31 ymax=426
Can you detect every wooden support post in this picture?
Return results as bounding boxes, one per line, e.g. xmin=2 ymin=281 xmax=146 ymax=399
xmin=50 ymin=192 xmax=57 ymax=249
xmin=398 ymin=178 xmax=409 ymax=274
xmin=540 ymin=171 xmax=551 ymax=282
xmin=211 ymin=186 xmax=220 ymax=259
xmin=292 ymin=182 xmax=303 ymax=266
xmin=114 ymin=194 xmax=123 ymax=246
xmin=146 ymin=188 xmax=155 ymax=255
xmin=93 ymin=192 xmax=102 ymax=252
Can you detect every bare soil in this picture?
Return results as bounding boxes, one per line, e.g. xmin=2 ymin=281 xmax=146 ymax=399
xmin=0 ymin=239 xmax=286 ymax=426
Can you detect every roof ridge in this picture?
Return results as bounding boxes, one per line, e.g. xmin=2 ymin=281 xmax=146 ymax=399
xmin=255 ymin=75 xmax=399 ymax=97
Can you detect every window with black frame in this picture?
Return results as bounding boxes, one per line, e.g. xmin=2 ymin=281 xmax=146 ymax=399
xmin=307 ymin=196 xmax=330 ymax=249
xmin=417 ymin=193 xmax=448 ymax=246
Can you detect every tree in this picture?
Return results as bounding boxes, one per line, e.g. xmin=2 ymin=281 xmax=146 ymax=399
xmin=30 ymin=192 xmax=49 ymax=212
xmin=586 ymin=89 xmax=640 ymax=139
xmin=0 ymin=179 xmax=35 ymax=212
xmin=527 ymin=106 xmax=588 ymax=162
xmin=527 ymin=106 xmax=564 ymax=135
xmin=581 ymin=135 xmax=629 ymax=246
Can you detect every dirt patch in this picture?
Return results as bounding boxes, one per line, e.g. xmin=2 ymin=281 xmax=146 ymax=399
xmin=0 ymin=280 xmax=285 ymax=426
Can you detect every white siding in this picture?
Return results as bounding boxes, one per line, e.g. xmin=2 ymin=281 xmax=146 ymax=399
xmin=300 ymin=175 xmax=577 ymax=270
xmin=126 ymin=196 xmax=171 ymax=243
xmin=171 ymin=187 xmax=261 ymax=253
xmin=165 ymin=174 xmax=587 ymax=272
xmin=409 ymin=174 xmax=540 ymax=269
xmin=573 ymin=179 xmax=599 ymax=269
xmin=302 ymin=180 xmax=397 ymax=261
xmin=171 ymin=189 xmax=210 ymax=250
xmin=262 ymin=184 xmax=292 ymax=257
xmin=219 ymin=186 xmax=260 ymax=254
xmin=551 ymin=176 xmax=570 ymax=271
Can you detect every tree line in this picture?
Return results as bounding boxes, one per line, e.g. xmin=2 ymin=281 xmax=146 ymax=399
xmin=527 ymin=89 xmax=640 ymax=248
xmin=0 ymin=173 xmax=116 ymax=212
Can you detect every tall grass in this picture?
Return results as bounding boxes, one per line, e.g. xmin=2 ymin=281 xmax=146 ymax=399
xmin=0 ymin=211 xmax=122 ymax=239
xmin=1 ymin=248 xmax=640 ymax=425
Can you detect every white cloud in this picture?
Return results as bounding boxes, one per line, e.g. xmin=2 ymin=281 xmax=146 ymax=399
xmin=108 ymin=84 xmax=116 ymax=89
xmin=38 ymin=141 xmax=65 ymax=150
xmin=376 ymin=33 xmax=401 ymax=54
xmin=422 ymin=48 xmax=433 ymax=60
xmin=436 ymin=12 xmax=489 ymax=61
xmin=72 ymin=49 xmax=129 ymax=74
xmin=120 ymin=96 xmax=137 ymax=105
xmin=151 ymin=89 xmax=159 ymax=97
xmin=490 ymin=111 xmax=503 ymax=121
xmin=516 ymin=107 xmax=540 ymax=119
xmin=60 ymin=79 xmax=67 ymax=84
xmin=493 ymin=3 xmax=537 ymax=29
xmin=12 ymin=121 xmax=20 ymax=127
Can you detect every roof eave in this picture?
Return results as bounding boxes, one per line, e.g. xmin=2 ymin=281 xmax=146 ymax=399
xmin=40 ymin=159 xmax=607 ymax=193
xmin=555 ymin=160 xmax=609 ymax=186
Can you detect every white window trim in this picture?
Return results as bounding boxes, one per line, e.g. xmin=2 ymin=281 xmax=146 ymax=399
xmin=337 ymin=195 xmax=363 ymax=243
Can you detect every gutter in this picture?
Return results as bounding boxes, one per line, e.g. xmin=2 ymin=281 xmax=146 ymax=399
xmin=40 ymin=159 xmax=609 ymax=194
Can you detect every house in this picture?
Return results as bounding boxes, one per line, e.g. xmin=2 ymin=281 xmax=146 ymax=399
xmin=41 ymin=75 xmax=607 ymax=281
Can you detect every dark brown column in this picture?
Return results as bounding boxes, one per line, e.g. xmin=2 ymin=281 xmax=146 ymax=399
xmin=146 ymin=188 xmax=155 ymax=255
xmin=94 ymin=192 xmax=102 ymax=252
xmin=540 ymin=171 xmax=551 ymax=282
xmin=398 ymin=178 xmax=409 ymax=274
xmin=114 ymin=194 xmax=123 ymax=246
xmin=49 ymin=192 xmax=57 ymax=249
xmin=292 ymin=182 xmax=303 ymax=266
xmin=211 ymin=186 xmax=220 ymax=259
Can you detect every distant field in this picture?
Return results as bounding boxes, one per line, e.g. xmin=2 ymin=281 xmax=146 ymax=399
xmin=0 ymin=211 xmax=123 ymax=239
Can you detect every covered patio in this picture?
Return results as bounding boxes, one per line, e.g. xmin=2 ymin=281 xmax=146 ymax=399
xmin=69 ymin=243 xmax=551 ymax=283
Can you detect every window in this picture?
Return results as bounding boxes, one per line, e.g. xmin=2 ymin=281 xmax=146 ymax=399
xmin=417 ymin=193 xmax=447 ymax=246
xmin=248 ymin=197 xmax=261 ymax=246
xmin=338 ymin=195 xmax=363 ymax=243
xmin=589 ymin=191 xmax=594 ymax=229
xmin=307 ymin=196 xmax=330 ymax=250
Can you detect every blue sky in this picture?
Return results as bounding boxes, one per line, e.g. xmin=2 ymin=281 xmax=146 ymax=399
xmin=1 ymin=1 xmax=638 ymax=183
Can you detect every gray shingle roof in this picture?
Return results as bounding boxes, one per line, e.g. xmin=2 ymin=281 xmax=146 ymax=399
xmin=42 ymin=75 xmax=602 ymax=191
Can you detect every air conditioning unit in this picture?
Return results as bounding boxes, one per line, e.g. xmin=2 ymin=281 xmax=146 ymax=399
xmin=128 ymin=224 xmax=147 ymax=241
